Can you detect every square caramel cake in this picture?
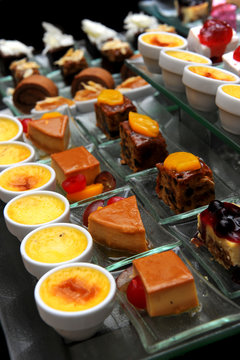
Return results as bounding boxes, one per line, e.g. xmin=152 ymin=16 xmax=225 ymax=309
xmin=51 ymin=146 xmax=100 ymax=185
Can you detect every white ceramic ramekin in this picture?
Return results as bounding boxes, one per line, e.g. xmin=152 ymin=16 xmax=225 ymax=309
xmin=216 ymin=84 xmax=240 ymax=134
xmin=159 ymin=48 xmax=212 ymax=92
xmin=0 ymin=141 xmax=35 ymax=172
xmin=182 ymin=64 xmax=240 ymax=112
xmin=3 ymin=190 xmax=70 ymax=241
xmin=20 ymin=222 xmax=93 ymax=279
xmin=0 ymin=162 xmax=56 ymax=203
xmin=138 ymin=31 xmax=187 ymax=74
xmin=34 ymin=262 xmax=116 ymax=341
xmin=0 ymin=114 xmax=23 ymax=142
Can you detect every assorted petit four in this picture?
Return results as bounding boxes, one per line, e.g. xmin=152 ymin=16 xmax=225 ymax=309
xmin=100 ymin=38 xmax=133 ymax=74
xmin=156 ymin=152 xmax=215 ymax=214
xmin=124 ymin=250 xmax=199 ymax=316
xmin=71 ymin=67 xmax=114 ymax=97
xmin=120 ymin=111 xmax=168 ymax=172
xmin=187 ymin=18 xmax=238 ymax=63
xmin=74 ymin=81 xmax=105 ymax=102
xmin=54 ymin=48 xmax=88 ymax=85
xmin=88 ymin=195 xmax=149 ymax=254
xmin=222 ymin=46 xmax=240 ymax=76
xmin=0 ymin=39 xmax=34 ymax=76
xmin=33 ymin=96 xmax=75 ymax=112
xmin=94 ymin=89 xmax=137 ymax=139
xmin=194 ymin=200 xmax=240 ymax=269
xmin=42 ymin=22 xmax=74 ymax=67
xmin=9 ymin=58 xmax=40 ymax=86
xmin=174 ymin=0 xmax=209 ymax=24
xmin=0 ymin=115 xmax=23 ymax=142
xmin=116 ymin=76 xmax=148 ymax=91
xmin=27 ymin=113 xmax=70 ymax=154
xmin=13 ymin=74 xmax=59 ymax=114
xmin=0 ymin=141 xmax=35 ymax=171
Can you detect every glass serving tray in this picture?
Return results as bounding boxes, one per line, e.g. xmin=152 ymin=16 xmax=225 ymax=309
xmin=167 ymin=196 xmax=240 ymax=299
xmin=115 ymin=245 xmax=240 ymax=354
xmin=125 ymin=57 xmax=240 ymax=154
xmin=69 ymin=184 xmax=181 ymax=269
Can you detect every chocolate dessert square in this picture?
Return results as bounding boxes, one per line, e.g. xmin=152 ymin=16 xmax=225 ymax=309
xmin=119 ymin=120 xmax=168 ymax=172
xmin=94 ymin=95 xmax=137 ymax=139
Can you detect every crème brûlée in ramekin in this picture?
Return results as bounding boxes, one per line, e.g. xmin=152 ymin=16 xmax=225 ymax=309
xmin=0 ymin=116 xmax=23 ymax=142
xmin=25 ymin=225 xmax=89 ymax=264
xmin=0 ymin=164 xmax=52 ymax=192
xmin=182 ymin=64 xmax=240 ymax=111
xmin=39 ymin=265 xmax=111 ymax=312
xmin=7 ymin=193 xmax=66 ymax=225
xmin=0 ymin=142 xmax=35 ymax=171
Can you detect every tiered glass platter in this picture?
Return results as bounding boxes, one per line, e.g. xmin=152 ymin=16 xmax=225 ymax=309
xmin=1 ymin=27 xmax=240 ymax=360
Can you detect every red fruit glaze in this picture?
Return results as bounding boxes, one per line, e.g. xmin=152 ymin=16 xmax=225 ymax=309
xmin=198 ymin=19 xmax=233 ymax=62
xmin=126 ymin=275 xmax=146 ymax=309
xmin=233 ymin=46 xmax=240 ymax=61
xmin=19 ymin=118 xmax=32 ymax=133
xmin=62 ymin=174 xmax=86 ymax=194
xmin=107 ymin=196 xmax=125 ymax=205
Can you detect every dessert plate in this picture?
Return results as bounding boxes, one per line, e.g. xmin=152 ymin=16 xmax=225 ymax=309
xmin=114 ymin=245 xmax=240 ymax=354
xmin=69 ymin=184 xmax=181 ymax=269
xmin=168 ymin=196 xmax=240 ymax=299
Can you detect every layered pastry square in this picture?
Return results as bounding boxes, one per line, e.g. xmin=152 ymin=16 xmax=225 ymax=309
xmin=194 ymin=200 xmax=240 ymax=269
xmin=94 ymin=89 xmax=137 ymax=139
xmin=156 ymin=152 xmax=215 ymax=214
xmin=27 ymin=114 xmax=69 ymax=154
xmin=132 ymin=250 xmax=199 ymax=317
xmin=88 ymin=195 xmax=148 ymax=254
xmin=120 ymin=112 xmax=168 ymax=172
xmin=51 ymin=146 xmax=100 ymax=186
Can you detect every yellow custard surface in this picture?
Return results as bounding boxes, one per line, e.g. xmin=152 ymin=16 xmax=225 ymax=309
xmin=165 ymin=50 xmax=209 ymax=63
xmin=0 ymin=143 xmax=31 ymax=165
xmin=222 ymin=84 xmax=240 ymax=99
xmin=25 ymin=226 xmax=88 ymax=263
xmin=7 ymin=194 xmax=65 ymax=225
xmin=189 ymin=66 xmax=237 ymax=81
xmin=141 ymin=33 xmax=184 ymax=47
xmin=0 ymin=165 xmax=51 ymax=191
xmin=40 ymin=266 xmax=110 ymax=311
xmin=0 ymin=118 xmax=20 ymax=141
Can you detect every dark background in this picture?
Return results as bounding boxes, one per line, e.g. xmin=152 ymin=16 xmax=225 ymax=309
xmin=0 ymin=0 xmax=140 ymax=52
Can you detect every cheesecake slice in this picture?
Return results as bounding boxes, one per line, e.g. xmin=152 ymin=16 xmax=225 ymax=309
xmin=51 ymin=146 xmax=100 ymax=186
xmin=132 ymin=250 xmax=199 ymax=317
xmin=88 ymin=195 xmax=148 ymax=253
xmin=195 ymin=200 xmax=240 ymax=269
xmin=27 ymin=115 xmax=69 ymax=154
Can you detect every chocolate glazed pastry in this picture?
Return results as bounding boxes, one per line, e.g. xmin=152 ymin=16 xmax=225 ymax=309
xmin=13 ymin=74 xmax=58 ymax=114
xmin=71 ymin=67 xmax=115 ymax=97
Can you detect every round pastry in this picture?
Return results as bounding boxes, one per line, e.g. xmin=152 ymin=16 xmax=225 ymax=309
xmin=71 ymin=67 xmax=115 ymax=97
xmin=13 ymin=74 xmax=58 ymax=114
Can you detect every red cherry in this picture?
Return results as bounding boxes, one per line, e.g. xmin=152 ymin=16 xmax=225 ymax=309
xmin=82 ymin=200 xmax=104 ymax=227
xmin=233 ymin=46 xmax=240 ymax=61
xmin=199 ymin=19 xmax=233 ymax=47
xmin=19 ymin=118 xmax=32 ymax=133
xmin=62 ymin=174 xmax=86 ymax=194
xmin=126 ymin=275 xmax=146 ymax=309
xmin=107 ymin=196 xmax=125 ymax=205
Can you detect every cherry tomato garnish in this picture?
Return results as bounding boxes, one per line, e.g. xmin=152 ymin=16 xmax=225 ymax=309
xmin=62 ymin=174 xmax=86 ymax=194
xmin=107 ymin=196 xmax=125 ymax=205
xmin=19 ymin=118 xmax=32 ymax=133
xmin=82 ymin=199 xmax=105 ymax=227
xmin=126 ymin=275 xmax=146 ymax=309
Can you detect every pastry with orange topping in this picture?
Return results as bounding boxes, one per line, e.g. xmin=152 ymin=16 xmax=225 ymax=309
xmin=119 ymin=112 xmax=168 ymax=172
xmin=94 ymin=89 xmax=137 ymax=139
xmin=27 ymin=113 xmax=70 ymax=154
xmin=155 ymin=152 xmax=215 ymax=213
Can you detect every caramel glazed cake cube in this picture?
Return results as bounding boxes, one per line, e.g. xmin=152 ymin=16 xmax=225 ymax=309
xmin=156 ymin=158 xmax=215 ymax=214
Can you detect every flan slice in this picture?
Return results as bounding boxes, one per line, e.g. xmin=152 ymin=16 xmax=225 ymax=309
xmin=133 ymin=250 xmax=199 ymax=317
xmin=27 ymin=115 xmax=69 ymax=154
xmin=51 ymin=146 xmax=100 ymax=185
xmin=88 ymin=195 xmax=148 ymax=253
